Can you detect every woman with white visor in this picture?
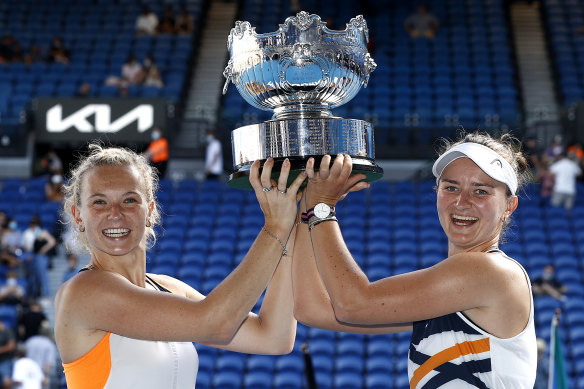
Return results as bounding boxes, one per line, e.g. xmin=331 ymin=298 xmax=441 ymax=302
xmin=292 ymin=132 xmax=537 ymax=388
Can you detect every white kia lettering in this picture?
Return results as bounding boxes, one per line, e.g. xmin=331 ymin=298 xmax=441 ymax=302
xmin=46 ymin=104 xmax=154 ymax=133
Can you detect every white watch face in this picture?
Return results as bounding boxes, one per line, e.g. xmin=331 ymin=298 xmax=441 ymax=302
xmin=314 ymin=203 xmax=331 ymax=219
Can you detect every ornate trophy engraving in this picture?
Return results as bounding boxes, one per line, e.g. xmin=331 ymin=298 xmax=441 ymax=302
xmin=223 ymin=11 xmax=383 ymax=189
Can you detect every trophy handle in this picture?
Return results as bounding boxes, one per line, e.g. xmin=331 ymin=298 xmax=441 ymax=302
xmin=222 ymin=59 xmax=233 ymax=95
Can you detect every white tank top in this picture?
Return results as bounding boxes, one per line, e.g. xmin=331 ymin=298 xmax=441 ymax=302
xmin=407 ymin=251 xmax=537 ymax=388
xmin=63 ymin=275 xmax=199 ymax=389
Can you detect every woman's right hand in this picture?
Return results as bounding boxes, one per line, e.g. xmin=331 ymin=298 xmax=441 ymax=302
xmin=250 ymin=158 xmax=307 ymax=239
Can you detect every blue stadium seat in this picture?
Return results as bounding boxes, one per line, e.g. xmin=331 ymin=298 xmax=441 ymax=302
xmin=246 ymin=355 xmax=276 ymax=373
xmin=216 ymin=354 xmax=246 ymax=373
xmin=273 ymin=371 xmax=303 ymax=389
xmin=212 ymin=371 xmax=241 ymax=389
xmin=243 ymin=372 xmax=272 ymax=389
xmin=365 ymin=372 xmax=394 ymax=389
xmin=311 ymin=354 xmax=333 ymax=374
xmin=275 ymin=354 xmax=304 ymax=373
xmin=334 ymin=371 xmax=363 ymax=389
xmin=365 ymin=355 xmax=393 ymax=375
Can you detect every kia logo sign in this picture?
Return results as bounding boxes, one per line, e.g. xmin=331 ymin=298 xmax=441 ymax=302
xmin=47 ymin=104 xmax=154 ymax=133
xmin=35 ymin=98 xmax=168 ymax=142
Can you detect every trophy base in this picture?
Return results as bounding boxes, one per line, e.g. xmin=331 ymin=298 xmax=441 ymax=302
xmin=227 ymin=117 xmax=383 ymax=190
xmin=227 ymin=155 xmax=384 ymax=190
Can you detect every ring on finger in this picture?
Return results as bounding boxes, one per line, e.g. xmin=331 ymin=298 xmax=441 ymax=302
xmin=278 ymin=188 xmax=287 ymax=194
xmin=262 ymin=186 xmax=273 ymax=192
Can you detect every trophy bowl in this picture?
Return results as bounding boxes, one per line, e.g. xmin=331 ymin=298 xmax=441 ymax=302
xmin=223 ymin=11 xmax=383 ymax=189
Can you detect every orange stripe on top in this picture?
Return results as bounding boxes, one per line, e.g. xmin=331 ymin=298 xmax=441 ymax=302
xmin=63 ymin=332 xmax=112 ymax=389
xmin=410 ymin=338 xmax=490 ymax=389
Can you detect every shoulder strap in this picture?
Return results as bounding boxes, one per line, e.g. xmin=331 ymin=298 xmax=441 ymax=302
xmin=145 ymin=275 xmax=172 ymax=293
xmin=79 ymin=268 xmax=172 ymax=294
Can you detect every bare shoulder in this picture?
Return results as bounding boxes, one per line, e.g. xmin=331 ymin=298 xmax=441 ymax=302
xmin=54 ymin=271 xmax=126 ymax=363
xmin=55 ymin=270 xmax=129 ymax=322
xmin=147 ymin=273 xmax=204 ymax=300
xmin=445 ymin=251 xmax=531 ymax=337
xmin=440 ymin=251 xmax=524 ymax=284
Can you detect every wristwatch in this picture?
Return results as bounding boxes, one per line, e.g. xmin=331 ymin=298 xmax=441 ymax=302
xmin=313 ymin=203 xmax=335 ymax=219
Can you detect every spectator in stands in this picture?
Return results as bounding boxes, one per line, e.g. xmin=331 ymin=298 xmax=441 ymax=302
xmin=293 ymin=132 xmax=537 ymax=386
xmin=11 ymin=343 xmax=43 ymax=389
xmin=74 ymin=83 xmax=91 ymax=98
xmin=522 ymin=134 xmax=543 ymax=176
xmin=122 ymin=54 xmax=145 ymax=86
xmin=20 ymin=216 xmax=56 ymax=298
xmin=0 ymin=319 xmax=15 ymax=389
xmin=566 ymin=140 xmax=584 ymax=165
xmin=158 ymin=5 xmax=176 ymax=35
xmin=532 ymin=265 xmax=566 ymax=301
xmin=534 ymin=338 xmax=548 ymax=389
xmin=543 ymin=134 xmax=564 ymax=163
xmin=0 ymin=212 xmax=5 ymax=232
xmin=142 ymin=128 xmax=169 ymax=178
xmin=536 ymin=160 xmax=554 ymax=205
xmin=549 ymin=151 xmax=582 ymax=211
xmin=142 ymin=55 xmax=164 ymax=88
xmin=62 ymin=253 xmax=81 ymax=283
xmin=175 ymin=7 xmax=194 ymax=35
xmin=40 ymin=150 xmax=63 ymax=176
xmin=0 ymin=213 xmax=5 ymax=243
xmin=24 ymin=322 xmax=57 ymax=389
xmin=47 ymin=36 xmax=70 ymax=65
xmin=10 ymin=41 xmax=23 ymax=63
xmin=118 ymin=84 xmax=129 ymax=97
xmin=404 ymin=4 xmax=440 ymax=39
xmin=205 ymin=130 xmax=223 ymax=179
xmin=0 ymin=272 xmax=25 ymax=306
xmin=18 ymin=301 xmax=46 ymax=342
xmin=24 ymin=45 xmax=43 ymax=66
xmin=0 ymin=215 xmax=19 ymax=269
xmin=54 ymin=144 xmax=305 ymax=387
xmin=44 ymin=174 xmax=64 ymax=203
xmin=290 ymin=0 xmax=302 ymax=13
xmin=1 ymin=219 xmax=22 ymax=258
xmin=135 ymin=6 xmax=159 ymax=36
xmin=0 ymin=36 xmax=15 ymax=63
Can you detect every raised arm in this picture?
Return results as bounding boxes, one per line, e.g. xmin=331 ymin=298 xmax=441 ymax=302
xmin=304 ymin=155 xmax=525 ymax=329
xmin=55 ymin=158 xmax=306 ymax=350
xmin=213 ymin=223 xmax=298 ymax=354
xmin=293 ymin=189 xmax=411 ymax=334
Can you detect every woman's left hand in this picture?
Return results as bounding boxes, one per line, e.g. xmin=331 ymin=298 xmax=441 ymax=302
xmin=305 ymin=154 xmax=368 ymax=209
xmin=250 ymin=158 xmax=307 ymax=239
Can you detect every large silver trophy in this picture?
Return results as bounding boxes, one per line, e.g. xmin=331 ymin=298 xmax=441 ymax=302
xmin=223 ymin=11 xmax=383 ymax=189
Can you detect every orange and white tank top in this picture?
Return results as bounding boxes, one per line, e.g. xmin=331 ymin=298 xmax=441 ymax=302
xmin=407 ymin=251 xmax=537 ymax=388
xmin=63 ymin=275 xmax=199 ymax=389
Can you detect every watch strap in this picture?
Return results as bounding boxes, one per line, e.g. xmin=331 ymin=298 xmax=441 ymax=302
xmin=308 ymin=215 xmax=338 ymax=230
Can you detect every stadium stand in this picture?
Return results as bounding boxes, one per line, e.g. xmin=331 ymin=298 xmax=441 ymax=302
xmin=220 ymin=0 xmax=521 ymax=149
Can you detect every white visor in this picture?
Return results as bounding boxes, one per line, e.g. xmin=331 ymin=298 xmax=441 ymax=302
xmin=432 ymin=142 xmax=518 ymax=195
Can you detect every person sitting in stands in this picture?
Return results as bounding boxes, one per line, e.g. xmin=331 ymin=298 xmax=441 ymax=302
xmin=532 ymin=265 xmax=566 ymax=301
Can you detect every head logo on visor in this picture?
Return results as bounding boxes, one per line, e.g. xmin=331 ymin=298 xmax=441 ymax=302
xmin=432 ymin=142 xmax=518 ymax=195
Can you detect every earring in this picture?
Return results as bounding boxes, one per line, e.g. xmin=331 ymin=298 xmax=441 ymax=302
xmin=78 ymin=224 xmax=85 ymax=232
xmin=146 ymin=219 xmax=151 ymax=227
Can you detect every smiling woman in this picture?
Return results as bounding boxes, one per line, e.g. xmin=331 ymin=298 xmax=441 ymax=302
xmin=291 ymin=132 xmax=538 ymax=388
xmin=55 ymin=143 xmax=307 ymax=389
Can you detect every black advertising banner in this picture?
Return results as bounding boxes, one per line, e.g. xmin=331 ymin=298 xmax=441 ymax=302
xmin=34 ymin=98 xmax=168 ymax=142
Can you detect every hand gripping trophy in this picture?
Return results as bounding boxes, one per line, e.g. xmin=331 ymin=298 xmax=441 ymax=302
xmin=223 ymin=11 xmax=383 ymax=188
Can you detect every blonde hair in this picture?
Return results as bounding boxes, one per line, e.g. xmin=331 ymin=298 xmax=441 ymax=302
xmin=62 ymin=143 xmax=160 ymax=253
